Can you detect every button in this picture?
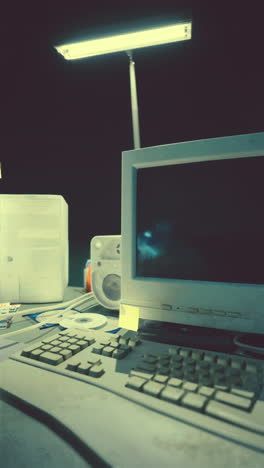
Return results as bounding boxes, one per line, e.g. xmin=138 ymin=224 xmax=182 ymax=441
xmin=231 ymin=388 xmax=255 ymax=399
xmin=59 ymin=349 xmax=72 ymax=360
xmin=21 ymin=345 xmax=39 ymax=358
xmin=179 ymin=349 xmax=191 ymax=358
xmin=102 ymin=346 xmax=114 ymax=357
xmin=66 ymin=359 xmax=81 ymax=371
xmin=167 ymin=377 xmax=183 ymax=387
xmin=126 ymin=376 xmax=146 ymax=391
xmin=50 ymin=340 xmax=61 ymax=346
xmin=214 ymin=391 xmax=252 ymax=409
xmin=182 ymin=393 xmax=207 ymax=410
xmin=76 ymin=340 xmax=89 ymax=350
xmin=113 ymin=348 xmax=129 ymax=360
xmin=153 ymin=374 xmax=169 ymax=384
xmin=92 ymin=344 xmax=104 ymax=355
xmin=143 ymin=354 xmax=158 ymax=364
xmin=41 ymin=344 xmax=52 ymax=351
xmin=30 ymin=348 xmax=44 ymax=360
xmin=76 ymin=362 xmax=92 ymax=375
xmin=88 ymin=364 xmax=105 ymax=378
xmin=39 ymin=352 xmax=63 ymax=366
xmin=161 ymin=304 xmax=172 ymax=310
xmin=198 ymin=386 xmax=215 ymax=397
xmin=68 ymin=344 xmax=81 ymax=355
xmin=160 ymin=387 xmax=184 ymax=403
xmin=142 ymin=381 xmax=165 ymax=397
xmin=130 ymin=370 xmax=154 ymax=380
xmin=87 ymin=355 xmax=101 ymax=365
xmin=182 ymin=382 xmax=198 ymax=392
xmin=205 ymin=400 xmax=264 ymax=435
xmin=68 ymin=338 xmax=78 ymax=344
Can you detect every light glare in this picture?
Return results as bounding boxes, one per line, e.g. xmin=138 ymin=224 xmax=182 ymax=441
xmin=55 ymin=23 xmax=192 ymax=60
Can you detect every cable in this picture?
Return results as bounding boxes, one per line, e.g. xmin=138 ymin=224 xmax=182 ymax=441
xmin=0 ymin=291 xmax=95 ymax=320
xmin=0 ymin=292 xmax=99 ymax=339
xmin=233 ymin=334 xmax=264 ymax=355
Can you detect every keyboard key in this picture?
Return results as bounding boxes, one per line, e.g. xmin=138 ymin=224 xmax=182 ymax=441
xmin=136 ymin=362 xmax=157 ymax=372
xmin=231 ymin=388 xmax=255 ymax=399
xmin=68 ymin=338 xmax=78 ymax=344
xmin=126 ymin=376 xmax=146 ymax=391
xmin=102 ymin=346 xmax=114 ymax=357
xmin=167 ymin=377 xmax=183 ymax=388
xmin=182 ymin=382 xmax=198 ymax=392
xmin=76 ymin=362 xmax=92 ymax=375
xmin=59 ymin=342 xmax=70 ymax=349
xmin=191 ymin=351 xmax=203 ymax=360
xmin=50 ymin=340 xmax=61 ymax=346
xmin=40 ymin=344 xmax=52 ymax=351
xmin=160 ymin=387 xmax=184 ymax=404
xmin=153 ymin=374 xmax=169 ymax=384
xmin=76 ymin=340 xmax=89 ymax=350
xmin=57 ymin=336 xmax=69 ymax=342
xmin=182 ymin=393 xmax=207 ymax=411
xmin=66 ymin=359 xmax=81 ymax=371
xmin=30 ymin=348 xmax=44 ymax=360
xmin=113 ymin=348 xmax=129 ymax=360
xmin=39 ymin=352 xmax=63 ymax=366
xmin=87 ymin=355 xmax=101 ymax=365
xmin=51 ymin=346 xmax=63 ymax=353
xmin=88 ymin=364 xmax=105 ymax=378
xmin=179 ymin=349 xmax=191 ymax=358
xmin=21 ymin=345 xmax=39 ymax=358
xmin=68 ymin=344 xmax=81 ymax=355
xmin=99 ymin=338 xmax=111 ymax=346
xmin=130 ymin=370 xmax=153 ymax=380
xmin=143 ymin=381 xmax=165 ymax=397
xmin=152 ymin=355 xmax=165 ymax=364
xmin=59 ymin=349 xmax=72 ymax=360
xmin=214 ymin=391 xmax=252 ymax=410
xmin=217 ymin=356 xmax=230 ymax=366
xmin=203 ymin=354 xmax=216 ymax=363
xmin=198 ymin=386 xmax=215 ymax=397
xmin=205 ymin=399 xmax=264 ymax=435
xmin=92 ymin=344 xmax=104 ymax=355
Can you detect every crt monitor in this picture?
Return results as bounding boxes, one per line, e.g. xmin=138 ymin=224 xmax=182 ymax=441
xmin=121 ymin=132 xmax=264 ymax=335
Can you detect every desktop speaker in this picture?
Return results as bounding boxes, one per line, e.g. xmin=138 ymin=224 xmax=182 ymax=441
xmin=90 ymin=235 xmax=121 ymax=310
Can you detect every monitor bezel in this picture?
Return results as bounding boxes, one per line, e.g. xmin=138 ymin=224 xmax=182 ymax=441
xmin=121 ymin=132 xmax=264 ymax=334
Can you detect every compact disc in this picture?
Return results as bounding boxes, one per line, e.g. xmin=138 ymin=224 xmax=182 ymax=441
xmin=37 ymin=309 xmax=80 ymax=324
xmin=59 ymin=313 xmax=107 ymax=330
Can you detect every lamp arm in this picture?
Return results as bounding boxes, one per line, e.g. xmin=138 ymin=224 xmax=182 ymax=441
xmin=126 ymin=50 xmax=141 ymax=149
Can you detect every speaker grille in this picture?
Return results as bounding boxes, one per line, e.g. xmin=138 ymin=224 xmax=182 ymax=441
xmin=102 ymin=274 xmax=121 ymax=301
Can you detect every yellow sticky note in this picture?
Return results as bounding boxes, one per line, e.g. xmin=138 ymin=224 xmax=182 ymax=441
xmin=118 ymin=304 xmax=139 ymax=331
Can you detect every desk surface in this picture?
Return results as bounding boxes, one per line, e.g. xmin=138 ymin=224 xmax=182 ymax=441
xmin=1 ymin=287 xmax=264 ymax=468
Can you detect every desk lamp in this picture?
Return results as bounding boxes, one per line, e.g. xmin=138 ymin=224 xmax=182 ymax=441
xmin=54 ymin=22 xmax=192 ymax=149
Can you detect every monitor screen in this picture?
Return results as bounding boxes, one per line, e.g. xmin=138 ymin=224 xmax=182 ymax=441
xmin=121 ymin=132 xmax=264 ymax=334
xmin=136 ymin=156 xmax=264 ymax=284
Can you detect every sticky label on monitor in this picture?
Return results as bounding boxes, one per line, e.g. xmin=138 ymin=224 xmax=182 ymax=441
xmin=118 ymin=304 xmax=139 ymax=331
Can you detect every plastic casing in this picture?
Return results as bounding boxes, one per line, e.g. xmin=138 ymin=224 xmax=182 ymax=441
xmin=121 ymin=132 xmax=264 ymax=334
xmin=0 ymin=194 xmax=68 ymax=303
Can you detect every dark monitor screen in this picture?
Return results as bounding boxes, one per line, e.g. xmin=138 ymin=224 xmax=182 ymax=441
xmin=136 ymin=155 xmax=264 ymax=284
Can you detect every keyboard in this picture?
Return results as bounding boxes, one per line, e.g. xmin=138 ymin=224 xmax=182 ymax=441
xmin=1 ymin=327 xmax=264 ymax=454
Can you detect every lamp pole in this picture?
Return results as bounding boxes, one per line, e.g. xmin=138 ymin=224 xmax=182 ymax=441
xmin=126 ymin=51 xmax=141 ymax=149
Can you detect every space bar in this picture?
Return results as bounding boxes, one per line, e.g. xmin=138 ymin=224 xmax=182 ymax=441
xmin=205 ymin=400 xmax=264 ymax=435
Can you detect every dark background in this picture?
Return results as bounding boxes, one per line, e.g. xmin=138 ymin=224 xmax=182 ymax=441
xmin=1 ymin=1 xmax=263 ymax=283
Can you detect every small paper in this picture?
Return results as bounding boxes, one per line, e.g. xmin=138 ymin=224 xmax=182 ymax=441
xmin=118 ymin=304 xmax=139 ymax=331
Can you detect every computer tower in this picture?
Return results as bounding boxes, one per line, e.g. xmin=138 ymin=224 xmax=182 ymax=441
xmin=0 ymin=194 xmax=68 ymax=303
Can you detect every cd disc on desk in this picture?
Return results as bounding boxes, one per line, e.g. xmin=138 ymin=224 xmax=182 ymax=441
xmin=59 ymin=313 xmax=107 ymax=330
xmin=37 ymin=310 xmax=80 ymax=324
